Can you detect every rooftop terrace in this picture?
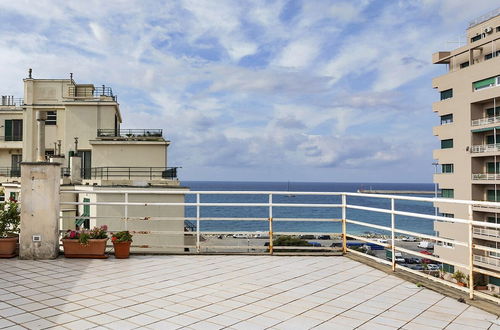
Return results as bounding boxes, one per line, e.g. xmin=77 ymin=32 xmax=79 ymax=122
xmin=1 ymin=255 xmax=499 ymax=329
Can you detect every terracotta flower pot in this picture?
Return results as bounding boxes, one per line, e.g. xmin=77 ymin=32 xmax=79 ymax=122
xmin=113 ymin=241 xmax=132 ymax=259
xmin=62 ymin=239 xmax=108 ymax=258
xmin=457 ymin=282 xmax=467 ymax=287
xmin=0 ymin=236 xmax=18 ymax=258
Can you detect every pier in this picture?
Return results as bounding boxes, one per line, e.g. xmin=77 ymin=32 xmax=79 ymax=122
xmin=357 ymin=189 xmax=437 ymax=195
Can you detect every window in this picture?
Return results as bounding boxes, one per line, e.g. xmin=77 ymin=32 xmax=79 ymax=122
xmin=487 ymin=162 xmax=500 ymax=174
xmin=473 ymin=76 xmax=499 ymax=90
xmin=442 ymin=263 xmax=455 ymax=274
xmin=486 ymin=134 xmax=500 ymax=145
xmin=4 ymin=119 xmax=22 ymax=141
xmin=440 ymin=114 xmax=453 ymax=125
xmin=490 ymin=276 xmax=500 ymax=286
xmin=441 ymin=139 xmax=453 ymax=149
xmin=440 ymin=89 xmax=453 ymax=100
xmin=441 ymin=213 xmax=454 ymax=218
xmin=460 ymin=61 xmax=469 ymax=68
xmin=46 ymin=111 xmax=57 ymax=125
xmin=487 ymin=216 xmax=499 ymax=223
xmin=486 ymin=106 xmax=500 ymax=117
xmin=441 ymin=189 xmax=454 ymax=198
xmin=441 ymin=164 xmax=454 ymax=173
xmin=487 ymin=190 xmax=500 ymax=202
xmin=471 ymin=34 xmax=482 ymax=42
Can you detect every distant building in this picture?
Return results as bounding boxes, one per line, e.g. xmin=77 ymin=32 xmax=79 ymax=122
xmin=0 ymin=72 xmax=192 ymax=252
xmin=432 ymin=8 xmax=500 ymax=292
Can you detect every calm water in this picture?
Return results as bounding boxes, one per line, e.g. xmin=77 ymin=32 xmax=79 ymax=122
xmin=181 ymin=181 xmax=437 ymax=236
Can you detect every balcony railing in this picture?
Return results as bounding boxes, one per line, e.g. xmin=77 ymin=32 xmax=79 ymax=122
xmin=89 ymin=167 xmax=178 ymax=180
xmin=60 ymin=190 xmax=500 ymax=304
xmin=0 ymin=96 xmax=23 ymax=107
xmin=474 ymin=255 xmax=500 ymax=268
xmin=472 ymin=173 xmax=500 ymax=180
xmin=471 ymin=115 xmax=500 ymax=127
xmin=97 ymin=129 xmax=163 ymax=140
xmin=67 ymin=86 xmax=117 ymax=102
xmin=470 ymin=143 xmax=500 ymax=153
xmin=0 ymin=167 xmax=20 ymax=177
xmin=473 ymin=227 xmax=500 ymax=238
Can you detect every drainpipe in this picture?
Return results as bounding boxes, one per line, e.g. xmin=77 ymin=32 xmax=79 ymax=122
xmin=36 ymin=111 xmax=47 ymax=162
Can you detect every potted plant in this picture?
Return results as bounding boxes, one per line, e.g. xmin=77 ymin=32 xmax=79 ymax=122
xmin=0 ymin=198 xmax=20 ymax=258
xmin=62 ymin=225 xmax=108 ymax=258
xmin=452 ymin=270 xmax=467 ymax=287
xmin=111 ymin=231 xmax=133 ymax=259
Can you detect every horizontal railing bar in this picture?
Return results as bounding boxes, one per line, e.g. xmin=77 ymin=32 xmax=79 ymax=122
xmin=393 ymin=228 xmax=468 ymax=247
xmin=60 ymin=201 xmax=342 ymax=208
xmin=472 ymin=244 xmax=500 ymax=254
xmin=471 ymin=290 xmax=500 ymax=304
xmin=345 ymin=219 xmax=392 ymax=232
xmin=395 ymin=246 xmax=470 ymax=269
xmin=348 ymin=247 xmax=393 ymax=266
xmin=345 ymin=234 xmax=391 ymax=248
xmin=472 ymin=266 xmax=500 ymax=278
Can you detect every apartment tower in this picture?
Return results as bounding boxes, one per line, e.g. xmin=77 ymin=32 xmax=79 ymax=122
xmin=432 ymin=8 xmax=500 ymax=291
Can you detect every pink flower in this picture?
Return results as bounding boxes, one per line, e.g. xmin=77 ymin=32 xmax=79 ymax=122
xmin=101 ymin=225 xmax=108 ymax=231
xmin=69 ymin=231 xmax=76 ymax=239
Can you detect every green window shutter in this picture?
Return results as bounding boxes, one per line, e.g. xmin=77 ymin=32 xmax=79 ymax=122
xmin=5 ymin=120 xmax=12 ymax=141
xmin=474 ymin=77 xmax=496 ymax=90
xmin=83 ymin=198 xmax=90 ymax=216
xmin=490 ymin=276 xmax=500 ymax=286
xmin=443 ymin=263 xmax=454 ymax=273
xmin=441 ymin=189 xmax=454 ymax=198
xmin=487 ymin=190 xmax=500 ymax=202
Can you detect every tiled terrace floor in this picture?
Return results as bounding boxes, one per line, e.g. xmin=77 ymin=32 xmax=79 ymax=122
xmin=0 ymin=256 xmax=499 ymax=330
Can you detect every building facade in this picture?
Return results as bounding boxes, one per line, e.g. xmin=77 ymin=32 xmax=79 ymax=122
xmin=432 ymin=9 xmax=500 ymax=292
xmin=0 ymin=73 xmax=192 ymax=252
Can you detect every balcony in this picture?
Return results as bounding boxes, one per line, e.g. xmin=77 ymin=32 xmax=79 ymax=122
xmin=88 ymin=166 xmax=178 ymax=180
xmin=472 ymin=115 xmax=500 ymax=127
xmin=470 ymin=143 xmax=500 ymax=154
xmin=473 ymin=227 xmax=500 ymax=242
xmin=96 ymin=129 xmax=163 ymax=141
xmin=66 ymin=86 xmax=117 ymax=102
xmin=472 ymin=173 xmax=500 ymax=181
xmin=474 ymin=255 xmax=500 ymax=271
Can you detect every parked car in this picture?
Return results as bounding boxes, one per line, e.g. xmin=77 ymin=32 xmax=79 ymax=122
xmin=404 ymin=257 xmax=421 ymax=264
xmin=426 ymin=264 xmax=440 ymax=271
xmin=318 ymin=235 xmax=331 ymax=240
xmin=401 ymin=236 xmax=417 ymax=242
xmin=407 ymin=264 xmax=424 ymax=271
xmin=419 ymin=250 xmax=433 ymax=263
xmin=377 ymin=238 xmax=388 ymax=244
xmin=308 ymin=242 xmax=322 ymax=247
xmin=418 ymin=241 xmax=434 ymax=249
xmin=233 ymin=233 xmax=248 ymax=239
xmin=300 ymin=235 xmax=315 ymax=239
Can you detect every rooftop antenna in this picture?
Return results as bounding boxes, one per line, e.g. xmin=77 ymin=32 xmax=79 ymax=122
xmin=74 ymin=137 xmax=79 ymax=153
xmin=70 ymin=73 xmax=73 ymax=81
xmin=28 ymin=68 xmax=32 ymax=79
xmin=445 ymin=35 xmax=466 ymax=49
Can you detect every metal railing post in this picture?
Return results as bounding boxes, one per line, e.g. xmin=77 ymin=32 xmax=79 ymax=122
xmin=269 ymin=193 xmax=273 ymax=255
xmin=391 ymin=198 xmax=396 ymax=272
xmin=468 ymin=204 xmax=474 ymax=299
xmin=196 ymin=193 xmax=200 ymax=253
xmin=342 ymin=194 xmax=347 ymax=254
xmin=124 ymin=192 xmax=128 ymax=231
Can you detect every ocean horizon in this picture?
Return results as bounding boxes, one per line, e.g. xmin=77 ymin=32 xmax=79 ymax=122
xmin=181 ymin=181 xmax=437 ymax=236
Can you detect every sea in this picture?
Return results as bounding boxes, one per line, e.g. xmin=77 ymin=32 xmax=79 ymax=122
xmin=181 ymin=181 xmax=437 ymax=236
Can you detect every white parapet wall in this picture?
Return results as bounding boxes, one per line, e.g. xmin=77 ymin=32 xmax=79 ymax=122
xmin=19 ymin=162 xmax=61 ymax=259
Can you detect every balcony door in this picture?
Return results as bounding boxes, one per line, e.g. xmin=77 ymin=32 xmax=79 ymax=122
xmin=10 ymin=154 xmax=21 ymax=177
xmin=77 ymin=150 xmax=91 ymax=179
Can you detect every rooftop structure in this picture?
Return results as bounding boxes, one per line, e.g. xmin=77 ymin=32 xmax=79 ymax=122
xmin=432 ymin=8 xmax=500 ymax=293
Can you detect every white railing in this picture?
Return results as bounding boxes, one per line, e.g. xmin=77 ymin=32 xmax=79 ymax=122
xmin=470 ymin=143 xmax=500 ymax=153
xmin=474 ymin=255 xmax=500 ymax=268
xmin=473 ymin=227 xmax=500 ymax=238
xmin=471 ymin=115 xmax=500 ymax=126
xmin=60 ymin=190 xmax=500 ymax=303
xmin=472 ymin=173 xmax=500 ymax=180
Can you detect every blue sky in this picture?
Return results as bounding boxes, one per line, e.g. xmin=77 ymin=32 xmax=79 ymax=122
xmin=0 ymin=0 xmax=497 ymax=183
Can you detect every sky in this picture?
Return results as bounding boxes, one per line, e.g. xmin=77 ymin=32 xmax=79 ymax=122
xmin=0 ymin=0 xmax=497 ymax=183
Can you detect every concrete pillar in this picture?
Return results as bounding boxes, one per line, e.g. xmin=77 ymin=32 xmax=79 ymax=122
xmin=36 ymin=111 xmax=47 ymax=162
xmin=70 ymin=156 xmax=82 ymax=184
xmin=19 ymin=162 xmax=61 ymax=260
